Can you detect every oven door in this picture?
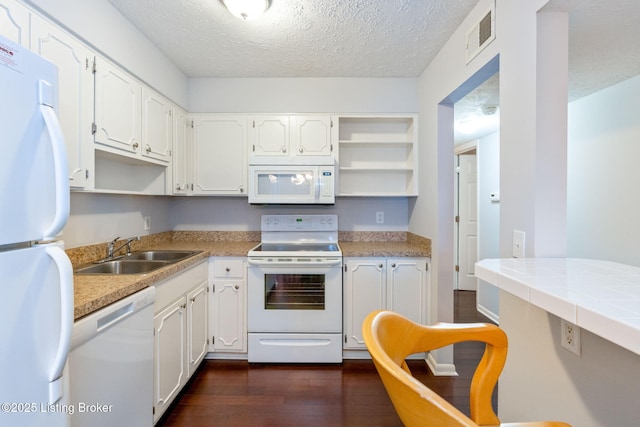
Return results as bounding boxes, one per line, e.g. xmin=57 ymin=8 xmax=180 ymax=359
xmin=247 ymin=262 xmax=342 ymax=333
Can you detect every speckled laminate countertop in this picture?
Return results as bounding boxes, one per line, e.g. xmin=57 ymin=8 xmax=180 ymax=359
xmin=70 ymin=231 xmax=430 ymax=321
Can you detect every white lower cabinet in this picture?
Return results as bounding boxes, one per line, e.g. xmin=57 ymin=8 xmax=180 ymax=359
xmin=343 ymin=257 xmax=429 ymax=350
xmin=153 ymin=260 xmax=208 ymax=423
xmin=209 ymin=257 xmax=247 ymax=353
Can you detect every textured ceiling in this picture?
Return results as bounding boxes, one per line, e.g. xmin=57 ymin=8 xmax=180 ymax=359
xmin=106 ymin=0 xmax=479 ymax=78
xmin=107 ymin=0 xmax=640 ymax=143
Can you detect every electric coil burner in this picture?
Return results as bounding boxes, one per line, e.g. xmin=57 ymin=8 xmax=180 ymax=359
xmin=247 ymin=215 xmax=343 ymax=363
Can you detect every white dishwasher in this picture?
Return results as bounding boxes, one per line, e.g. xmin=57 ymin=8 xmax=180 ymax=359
xmin=69 ymin=286 xmax=156 ymax=427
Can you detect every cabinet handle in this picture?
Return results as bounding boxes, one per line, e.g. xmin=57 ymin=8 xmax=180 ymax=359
xmin=176 ymin=184 xmax=182 ymax=191
xmin=145 ymin=144 xmax=152 ymax=154
xmin=180 ymin=303 xmax=186 ymax=310
xmin=282 ymin=147 xmax=287 ymax=153
xmin=299 ymin=147 xmax=303 ymax=153
xmin=132 ymin=142 xmax=139 ymax=149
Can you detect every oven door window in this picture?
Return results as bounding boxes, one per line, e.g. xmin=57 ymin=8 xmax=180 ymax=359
xmin=264 ymin=273 xmax=325 ymax=310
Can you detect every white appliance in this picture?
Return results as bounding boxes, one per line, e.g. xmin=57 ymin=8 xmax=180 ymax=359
xmin=69 ymin=286 xmax=155 ymax=427
xmin=247 ymin=215 xmax=343 ymax=363
xmin=248 ymin=164 xmax=336 ymax=204
xmin=0 ymin=36 xmax=73 ymax=426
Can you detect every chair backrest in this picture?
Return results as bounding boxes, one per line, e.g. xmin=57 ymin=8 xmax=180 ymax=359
xmin=363 ymin=310 xmax=572 ymax=427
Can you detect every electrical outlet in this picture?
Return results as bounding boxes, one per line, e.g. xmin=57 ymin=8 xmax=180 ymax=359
xmin=561 ymin=319 xmax=581 ymax=356
xmin=376 ymin=211 xmax=384 ymax=224
xmin=144 ymin=216 xmax=151 ymax=231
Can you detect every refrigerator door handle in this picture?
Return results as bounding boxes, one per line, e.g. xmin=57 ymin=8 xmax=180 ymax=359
xmin=39 ymin=80 xmax=70 ymax=240
xmin=45 ymin=245 xmax=74 ymax=404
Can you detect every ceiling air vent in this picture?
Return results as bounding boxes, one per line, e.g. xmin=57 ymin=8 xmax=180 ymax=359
xmin=466 ymin=5 xmax=496 ymax=64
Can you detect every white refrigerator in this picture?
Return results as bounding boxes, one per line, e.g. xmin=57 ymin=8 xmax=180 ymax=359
xmin=0 ymin=35 xmax=73 ymax=426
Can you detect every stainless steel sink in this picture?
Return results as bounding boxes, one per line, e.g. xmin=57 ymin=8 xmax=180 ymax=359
xmin=76 ymin=260 xmax=170 ymax=275
xmin=123 ymin=250 xmax=198 ymax=262
xmin=75 ymin=250 xmax=202 ymax=275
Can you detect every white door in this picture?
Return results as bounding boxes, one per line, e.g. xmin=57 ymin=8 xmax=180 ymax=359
xmin=0 ymin=1 xmax=29 ymax=47
xmin=187 ymin=282 xmax=208 ymax=375
xmin=249 ymin=116 xmax=289 ymax=158
xmin=94 ymin=58 xmax=141 ymax=155
xmin=31 ymin=16 xmax=95 ymax=189
xmin=192 ymin=115 xmax=247 ymax=195
xmin=212 ymin=280 xmax=245 ymax=352
xmin=153 ymin=298 xmax=186 ymax=422
xmin=343 ymin=259 xmax=386 ymax=349
xmin=141 ymin=87 xmax=172 ymax=163
xmin=387 ymin=259 xmax=427 ymax=324
xmin=457 ymin=154 xmax=478 ymax=291
xmin=291 ymin=116 xmax=333 ymax=157
xmin=0 ymin=244 xmax=73 ymax=427
xmin=0 ymin=41 xmax=69 ymax=245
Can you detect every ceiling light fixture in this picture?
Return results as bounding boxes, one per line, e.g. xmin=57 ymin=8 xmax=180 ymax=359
xmin=223 ymin=0 xmax=269 ymax=20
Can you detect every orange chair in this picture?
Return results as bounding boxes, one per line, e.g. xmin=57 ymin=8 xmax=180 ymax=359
xmin=362 ymin=310 xmax=571 ymax=427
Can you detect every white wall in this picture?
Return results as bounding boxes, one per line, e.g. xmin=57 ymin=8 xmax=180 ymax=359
xmin=170 ymin=197 xmax=409 ymax=232
xmin=25 ymin=0 xmax=188 ymax=106
xmin=477 ymin=132 xmax=500 ymax=319
xmin=65 ymin=193 xmax=171 ymax=248
xmin=188 ymin=78 xmax=418 ymax=113
xmin=567 ymin=74 xmax=640 ymax=265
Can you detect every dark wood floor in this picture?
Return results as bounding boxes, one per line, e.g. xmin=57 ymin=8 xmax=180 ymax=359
xmin=157 ymin=290 xmax=494 ymax=427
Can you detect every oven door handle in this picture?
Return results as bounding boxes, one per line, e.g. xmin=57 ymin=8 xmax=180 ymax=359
xmin=247 ymin=258 xmax=342 ymax=267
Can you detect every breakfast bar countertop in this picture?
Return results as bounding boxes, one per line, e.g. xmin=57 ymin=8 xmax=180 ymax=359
xmin=475 ymin=257 xmax=640 ymax=356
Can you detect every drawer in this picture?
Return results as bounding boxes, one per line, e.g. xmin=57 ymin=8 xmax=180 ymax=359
xmin=213 ymin=259 xmax=245 ymax=278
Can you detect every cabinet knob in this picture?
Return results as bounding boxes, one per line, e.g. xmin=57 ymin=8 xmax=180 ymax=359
xmin=132 ymin=142 xmax=139 ymax=149
xmin=299 ymin=147 xmax=303 ymax=153
xmin=226 ymin=267 xmax=230 ymax=272
xmin=378 ymin=264 xmax=384 ymax=268
xmin=234 ymin=285 xmax=240 ymax=290
xmin=282 ymin=147 xmax=287 ymax=153
xmin=145 ymin=144 xmax=152 ymax=154
xmin=391 ymin=263 xmax=396 ymax=268
xmin=176 ymin=184 xmax=182 ymax=191
xmin=239 ymin=186 xmax=245 ymax=193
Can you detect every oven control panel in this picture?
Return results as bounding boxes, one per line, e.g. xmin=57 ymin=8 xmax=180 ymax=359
xmin=261 ymin=215 xmax=337 ymax=231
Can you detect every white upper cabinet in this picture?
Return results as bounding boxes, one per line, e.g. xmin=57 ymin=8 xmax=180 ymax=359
xmin=248 ymin=115 xmax=335 ymax=163
xmin=291 ymin=115 xmax=334 ymax=156
xmin=172 ymin=106 xmax=191 ymax=195
xmin=248 ymin=115 xmax=289 ymax=158
xmin=94 ymin=57 xmax=142 ymax=156
xmin=141 ymin=87 xmax=173 ymax=163
xmin=0 ymin=0 xmax=29 ymax=47
xmin=191 ymin=115 xmax=247 ymax=195
xmin=31 ymin=15 xmax=94 ymax=189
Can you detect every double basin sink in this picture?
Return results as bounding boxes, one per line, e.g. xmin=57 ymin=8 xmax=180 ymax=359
xmin=75 ymin=250 xmax=201 ymax=275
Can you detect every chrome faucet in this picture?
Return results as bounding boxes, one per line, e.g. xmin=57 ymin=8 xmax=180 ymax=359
xmin=106 ymin=236 xmax=140 ymax=259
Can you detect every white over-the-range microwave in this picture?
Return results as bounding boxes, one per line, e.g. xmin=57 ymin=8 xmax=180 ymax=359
xmin=248 ymin=164 xmax=335 ymax=204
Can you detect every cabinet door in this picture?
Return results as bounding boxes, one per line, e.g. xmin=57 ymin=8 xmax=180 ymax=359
xmin=153 ymin=297 xmax=186 ymax=423
xmin=192 ymin=115 xmax=247 ymax=195
xmin=343 ymin=259 xmax=386 ymax=349
xmin=387 ymin=259 xmax=428 ymax=325
xmin=249 ymin=116 xmax=289 ymax=158
xmin=0 ymin=0 xmax=29 ymax=47
xmin=187 ymin=281 xmax=208 ymax=377
xmin=212 ymin=280 xmax=246 ymax=352
xmin=291 ymin=116 xmax=334 ymax=157
xmin=172 ymin=107 xmax=191 ymax=194
xmin=94 ymin=58 xmax=141 ymax=155
xmin=31 ymin=16 xmax=94 ymax=189
xmin=142 ymin=87 xmax=172 ymax=163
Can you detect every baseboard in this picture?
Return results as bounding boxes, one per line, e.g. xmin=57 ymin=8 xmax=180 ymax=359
xmin=477 ymin=303 xmax=500 ymax=324
xmin=426 ymin=352 xmax=459 ymax=376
